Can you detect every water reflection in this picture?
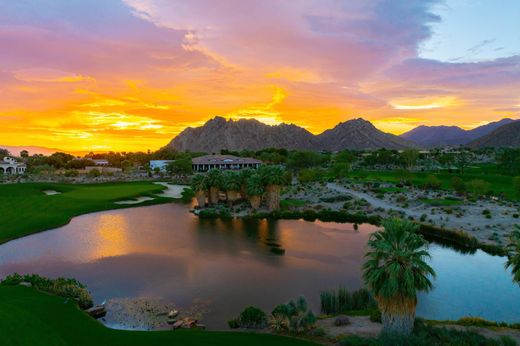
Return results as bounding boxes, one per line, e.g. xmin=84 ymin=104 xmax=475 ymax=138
xmin=0 ymin=203 xmax=518 ymax=329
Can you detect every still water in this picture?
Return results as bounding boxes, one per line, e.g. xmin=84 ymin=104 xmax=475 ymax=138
xmin=0 ymin=203 xmax=519 ymax=328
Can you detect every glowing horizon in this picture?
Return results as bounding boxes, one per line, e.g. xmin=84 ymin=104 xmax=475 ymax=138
xmin=1 ymin=0 xmax=519 ymax=152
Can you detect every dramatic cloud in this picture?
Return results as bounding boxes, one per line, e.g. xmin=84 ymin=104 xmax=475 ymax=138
xmin=0 ymin=0 xmax=518 ymax=151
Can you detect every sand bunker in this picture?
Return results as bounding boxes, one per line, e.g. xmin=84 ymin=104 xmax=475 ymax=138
xmin=154 ymin=182 xmax=188 ymax=199
xmin=115 ymin=196 xmax=155 ymax=205
xmin=42 ymin=190 xmax=61 ymax=195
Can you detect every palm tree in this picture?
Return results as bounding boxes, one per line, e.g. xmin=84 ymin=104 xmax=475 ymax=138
xmin=259 ymin=165 xmax=287 ymax=211
xmin=206 ymin=169 xmax=223 ymax=205
xmin=190 ymin=174 xmax=207 ymax=208
xmin=221 ymin=170 xmax=241 ymax=205
xmin=238 ymin=168 xmax=254 ymax=199
xmin=246 ymin=173 xmax=264 ymax=209
xmin=363 ymin=219 xmax=435 ymax=335
xmin=506 ymin=229 xmax=520 ymax=285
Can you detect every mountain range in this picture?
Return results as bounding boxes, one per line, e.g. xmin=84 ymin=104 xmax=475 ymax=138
xmin=167 ymin=116 xmax=520 ymax=152
xmin=167 ymin=116 xmax=415 ymax=152
xmin=468 ymin=121 xmax=520 ymax=149
xmin=399 ymin=118 xmax=518 ymax=147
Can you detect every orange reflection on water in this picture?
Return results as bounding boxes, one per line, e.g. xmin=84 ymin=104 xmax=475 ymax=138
xmin=91 ymin=214 xmax=131 ymax=259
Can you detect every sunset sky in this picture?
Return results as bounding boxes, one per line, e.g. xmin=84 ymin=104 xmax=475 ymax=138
xmin=1 ymin=0 xmax=519 ymax=152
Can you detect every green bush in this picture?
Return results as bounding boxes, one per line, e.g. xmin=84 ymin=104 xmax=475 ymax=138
xmin=1 ymin=273 xmax=93 ymax=309
xmin=239 ymin=306 xmax=267 ymax=329
xmin=227 ymin=318 xmax=240 ymax=329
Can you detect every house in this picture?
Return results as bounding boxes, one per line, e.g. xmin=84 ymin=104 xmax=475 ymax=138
xmin=150 ymin=160 xmax=174 ymax=172
xmin=0 ymin=157 xmax=26 ymax=175
xmin=92 ymin=159 xmax=109 ymax=166
xmin=192 ymin=155 xmax=262 ymax=172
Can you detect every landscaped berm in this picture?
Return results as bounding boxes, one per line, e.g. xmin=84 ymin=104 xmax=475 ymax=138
xmin=0 ymin=285 xmax=317 ymax=346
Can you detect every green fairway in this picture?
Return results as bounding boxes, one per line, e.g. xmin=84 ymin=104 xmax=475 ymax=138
xmin=0 ymin=285 xmax=318 ymax=346
xmin=0 ymin=182 xmax=176 ymax=244
xmin=349 ymin=166 xmax=519 ymax=201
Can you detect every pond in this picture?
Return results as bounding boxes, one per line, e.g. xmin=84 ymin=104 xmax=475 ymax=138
xmin=0 ymin=203 xmax=519 ymax=329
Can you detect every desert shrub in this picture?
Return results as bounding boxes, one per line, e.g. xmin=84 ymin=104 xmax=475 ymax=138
xmin=87 ymin=169 xmax=101 ymax=178
xmin=369 ymin=309 xmax=381 ymax=323
xmin=1 ymin=273 xmax=93 ymax=309
xmin=467 ymin=179 xmax=490 ymax=197
xmin=423 ymin=175 xmax=442 ymax=190
xmin=64 ymin=169 xmax=79 ymax=177
xmin=271 ymin=296 xmax=316 ymax=333
xmin=227 ymin=318 xmax=240 ymax=329
xmin=451 ymin=176 xmax=466 ymax=194
xmin=238 ymin=306 xmax=267 ymax=329
xmin=513 ymin=176 xmax=520 ymax=198
xmin=198 ymin=207 xmax=232 ymax=219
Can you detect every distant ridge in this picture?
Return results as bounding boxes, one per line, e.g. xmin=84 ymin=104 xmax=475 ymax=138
xmin=166 ymin=116 xmax=415 ymax=152
xmin=468 ymin=122 xmax=520 ymax=148
xmin=400 ymin=118 xmax=519 ymax=147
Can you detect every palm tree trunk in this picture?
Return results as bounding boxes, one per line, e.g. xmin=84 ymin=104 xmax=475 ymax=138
xmin=378 ymin=296 xmax=416 ymax=335
xmin=266 ymin=184 xmax=280 ymax=211
xmin=195 ymin=190 xmax=206 ymax=208
xmin=249 ymin=195 xmax=261 ymax=209
xmin=226 ymin=190 xmax=239 ymax=206
xmin=209 ymin=186 xmax=220 ymax=205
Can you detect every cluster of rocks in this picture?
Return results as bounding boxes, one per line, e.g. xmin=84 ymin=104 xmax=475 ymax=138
xmin=167 ymin=310 xmax=205 ymax=330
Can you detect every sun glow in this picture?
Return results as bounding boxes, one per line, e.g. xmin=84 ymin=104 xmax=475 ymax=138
xmin=390 ymin=96 xmax=460 ymax=110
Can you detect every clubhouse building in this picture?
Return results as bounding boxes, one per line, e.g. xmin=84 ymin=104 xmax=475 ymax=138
xmin=0 ymin=157 xmax=26 ymax=175
xmin=192 ymin=155 xmax=262 ymax=172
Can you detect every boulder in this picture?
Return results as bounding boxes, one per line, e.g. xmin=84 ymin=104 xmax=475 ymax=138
xmin=334 ymin=315 xmax=350 ymax=326
xmin=86 ymin=305 xmax=107 ymax=319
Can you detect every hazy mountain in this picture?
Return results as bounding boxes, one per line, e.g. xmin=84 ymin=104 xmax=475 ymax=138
xmin=468 ymin=122 xmax=520 ymax=148
xmin=401 ymin=118 xmax=518 ymax=147
xmin=0 ymin=145 xmax=69 ymax=156
xmin=400 ymin=125 xmax=470 ymax=147
xmin=316 ymin=118 xmax=415 ymax=151
xmin=167 ymin=116 xmax=415 ymax=152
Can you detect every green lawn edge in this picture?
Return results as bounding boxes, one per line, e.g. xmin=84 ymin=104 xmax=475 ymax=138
xmin=0 ymin=285 xmax=319 ymax=346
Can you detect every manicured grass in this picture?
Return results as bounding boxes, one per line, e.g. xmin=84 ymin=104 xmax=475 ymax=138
xmin=0 ymin=285 xmax=318 ymax=346
xmin=349 ymin=166 xmax=519 ymax=201
xmin=0 ymin=182 xmax=175 ymax=244
xmin=419 ymin=198 xmax=463 ymax=206
xmin=281 ymin=198 xmax=308 ymax=208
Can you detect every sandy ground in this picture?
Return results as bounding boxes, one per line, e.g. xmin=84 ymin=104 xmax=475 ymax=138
xmin=42 ymin=190 xmax=61 ymax=195
xmin=326 ymin=182 xmax=520 ymax=245
xmin=114 ymin=196 xmax=155 ymax=205
xmin=317 ymin=316 xmax=382 ymax=338
xmin=154 ymin=182 xmax=188 ymax=198
xmin=317 ymin=316 xmax=520 ymax=343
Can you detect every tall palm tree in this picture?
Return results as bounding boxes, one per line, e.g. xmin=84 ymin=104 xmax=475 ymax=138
xmin=221 ymin=170 xmax=241 ymax=205
xmin=246 ymin=173 xmax=264 ymax=209
xmin=506 ymin=229 xmax=520 ymax=285
xmin=190 ymin=174 xmax=207 ymax=208
xmin=363 ymin=219 xmax=435 ymax=335
xmin=259 ymin=165 xmax=287 ymax=211
xmin=206 ymin=169 xmax=223 ymax=205
xmin=238 ymin=168 xmax=254 ymax=199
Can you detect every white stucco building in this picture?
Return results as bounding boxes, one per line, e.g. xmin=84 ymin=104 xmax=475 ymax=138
xmin=0 ymin=157 xmax=26 ymax=175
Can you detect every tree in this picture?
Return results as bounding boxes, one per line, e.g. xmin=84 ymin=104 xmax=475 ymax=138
xmin=363 ymin=219 xmax=435 ymax=335
xmin=506 ymin=230 xmax=520 ymax=286
xmin=191 ymin=174 xmax=207 ymax=208
xmin=221 ymin=171 xmax=241 ymax=205
xmin=451 ymin=176 xmax=466 ymax=195
xmin=206 ymin=169 xmax=223 ymax=205
xmin=401 ymin=149 xmax=419 ymax=170
xmin=246 ymin=173 xmax=264 ymax=209
xmin=455 ymin=151 xmax=472 ymax=175
xmin=0 ymin=148 xmax=10 ymax=160
xmin=20 ymin=150 xmax=29 ymax=158
xmin=498 ymin=149 xmax=520 ymax=175
xmin=167 ymin=156 xmax=192 ymax=177
xmin=467 ymin=179 xmax=489 ymax=198
xmin=259 ymin=165 xmax=287 ymax=211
